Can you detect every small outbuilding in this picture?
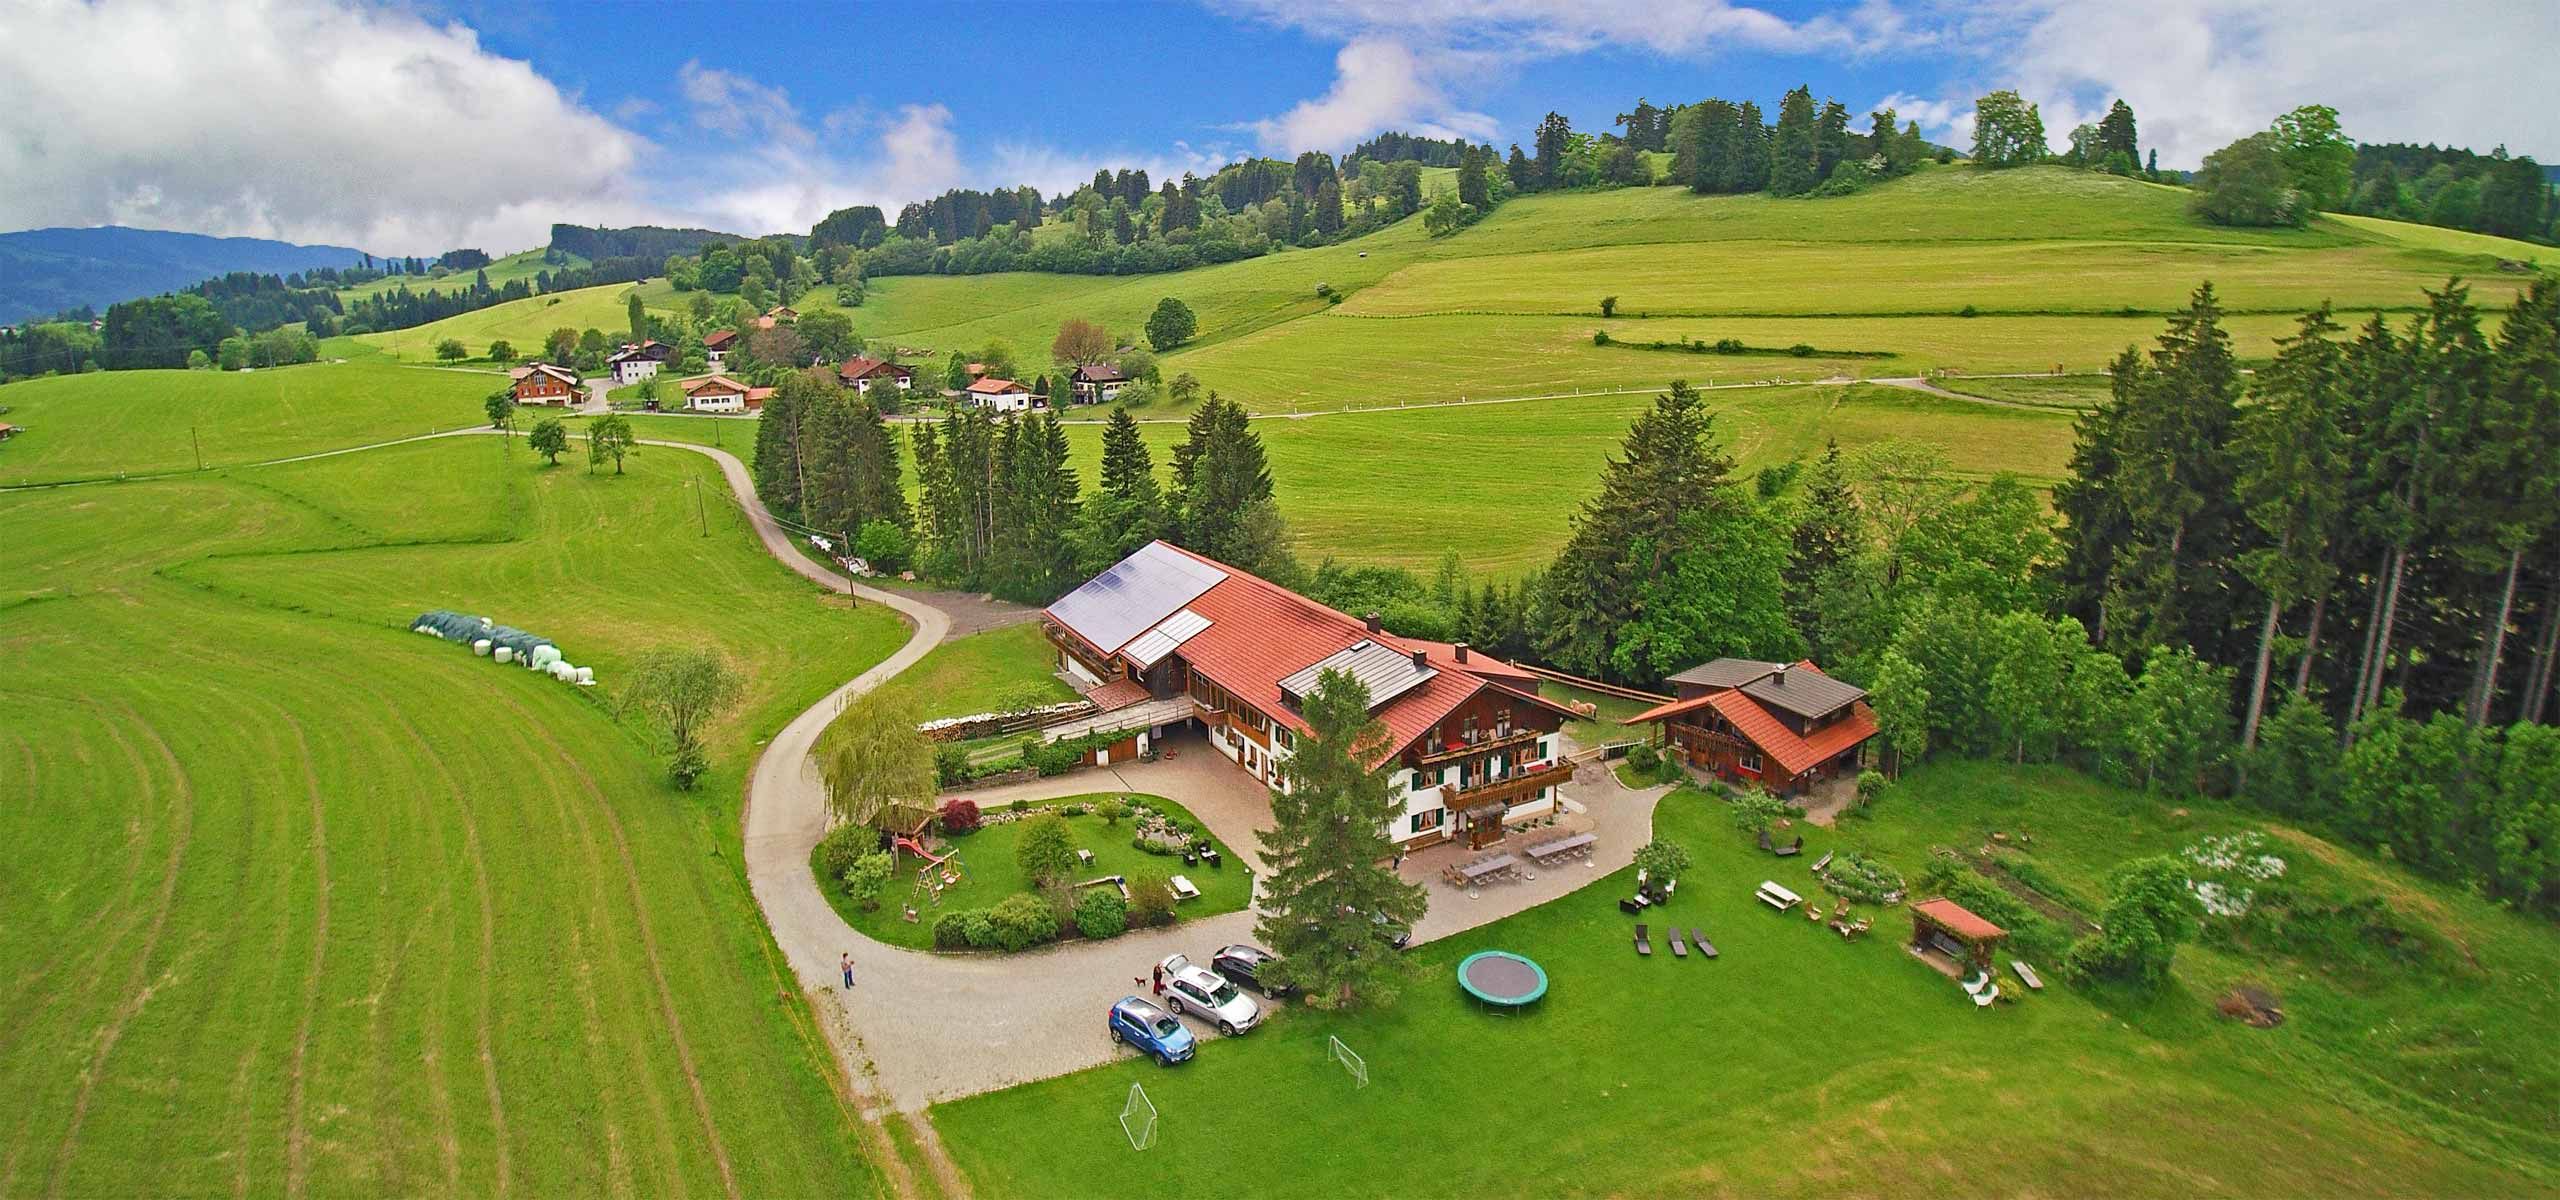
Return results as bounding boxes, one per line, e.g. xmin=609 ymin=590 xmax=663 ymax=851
xmin=1908 ymin=897 xmax=2007 ymax=975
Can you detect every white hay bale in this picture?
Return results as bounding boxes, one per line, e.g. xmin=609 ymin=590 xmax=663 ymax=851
xmin=530 ymin=645 xmax=562 ymax=671
xmin=574 ymin=667 xmax=595 ymax=685
xmin=493 ymin=646 xmax=514 ymax=664
xmin=551 ymin=662 xmax=577 ymax=682
xmin=472 ymin=639 xmax=492 ymax=656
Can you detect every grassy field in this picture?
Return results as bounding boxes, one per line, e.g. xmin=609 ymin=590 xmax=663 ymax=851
xmin=816 ymin=796 xmax=1253 ymax=952
xmin=0 ymin=431 xmax=907 ymax=1194
xmin=0 ymin=360 xmax=498 ymax=486
xmin=1936 ymin=374 xmax=2115 ymax=410
xmin=353 ymin=281 xmax=648 ymax=362
xmin=869 ymin=622 xmax=1074 ymax=723
xmin=333 ymin=248 xmax=584 ymax=303
xmin=928 ymin=760 xmax=2560 ymax=1197
xmin=1538 ymin=680 xmax=1662 ymax=750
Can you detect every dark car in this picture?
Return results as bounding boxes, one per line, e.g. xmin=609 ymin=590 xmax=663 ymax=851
xmin=1107 ymin=996 xmax=1196 ymax=1066
xmin=1301 ymin=908 xmax=1412 ymax=952
xmin=1212 ymin=943 xmax=1295 ymax=997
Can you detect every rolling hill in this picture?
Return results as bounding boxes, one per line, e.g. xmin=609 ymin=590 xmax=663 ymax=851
xmin=0 ymin=225 xmax=370 ymax=323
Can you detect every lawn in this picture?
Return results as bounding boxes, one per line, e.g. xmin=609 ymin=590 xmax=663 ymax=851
xmin=353 ymin=280 xmax=658 ymax=362
xmin=868 ymin=621 xmax=1075 ymax=723
xmin=0 ymin=433 xmax=909 ymax=1195
xmin=1936 ymin=373 xmax=2115 ymax=409
xmin=814 ymin=795 xmax=1254 ymax=951
xmin=1537 ymin=680 xmax=1660 ymax=751
xmin=927 ymin=760 xmax=2560 ymax=1197
xmin=0 ymin=359 xmax=497 ymax=485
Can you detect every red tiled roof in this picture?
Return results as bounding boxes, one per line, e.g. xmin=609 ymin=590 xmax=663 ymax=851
xmin=1397 ymin=638 xmax=1540 ymax=687
xmin=1088 ymin=678 xmax=1151 ymax=712
xmin=1912 ymin=898 xmax=2007 ymax=942
xmin=967 ymin=376 xmax=1025 ymax=394
xmin=704 ymin=330 xmax=737 ymax=349
xmin=1627 ymin=661 xmax=1876 ymax=776
xmin=686 ymin=374 xmax=751 ymax=395
xmin=838 ymin=356 xmax=911 ymax=382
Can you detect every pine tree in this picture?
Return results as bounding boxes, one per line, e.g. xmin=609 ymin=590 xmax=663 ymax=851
xmin=1814 ymin=98 xmax=1853 ymax=181
xmin=2234 ymin=308 xmax=2351 ymax=749
xmin=752 ymin=372 xmax=811 ymax=519
xmin=1254 ymin=669 xmax=1427 ymax=1008
xmin=1532 ymin=112 xmax=1573 ymax=190
xmin=1768 ymin=86 xmax=1820 ymax=196
xmin=1506 ymin=144 xmax=1533 ymax=193
xmin=1537 ymin=381 xmax=1738 ymax=677
xmin=1785 ymin=439 xmax=1865 ymax=659
xmin=1073 ymin=405 xmax=1168 ymax=574
xmin=1457 ymin=145 xmax=1491 ymax=210
xmin=1735 ymin=101 xmax=1770 ymax=192
xmin=2097 ymin=99 xmax=2140 ymax=164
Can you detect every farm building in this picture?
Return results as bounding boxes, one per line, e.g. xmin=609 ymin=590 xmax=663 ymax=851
xmin=837 ymin=355 xmax=914 ymax=397
xmin=1068 ymin=362 xmax=1129 ymax=404
xmin=754 ymin=305 xmax=798 ymax=330
xmin=509 ymin=362 xmax=582 ymax=405
xmin=682 ymin=374 xmax=773 ymax=413
xmin=703 ymin=329 xmax=737 ymax=368
xmin=1044 ymin=541 xmax=1576 ymax=849
xmin=606 ymin=340 xmax=673 ymax=385
xmin=1627 ymin=658 xmax=1877 ymax=798
xmin=964 ymin=376 xmax=1039 ymax=412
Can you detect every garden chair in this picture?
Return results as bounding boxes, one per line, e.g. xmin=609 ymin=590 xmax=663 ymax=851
xmin=1692 ymin=930 xmax=1718 ymax=959
xmin=1633 ymin=924 xmax=1652 ymax=956
xmin=1669 ymin=928 xmax=1689 ymax=958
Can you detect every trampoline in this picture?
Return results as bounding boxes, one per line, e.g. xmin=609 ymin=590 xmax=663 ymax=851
xmin=1457 ymin=950 xmax=1549 ymax=1010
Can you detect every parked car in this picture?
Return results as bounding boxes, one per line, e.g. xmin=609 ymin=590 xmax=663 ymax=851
xmin=1212 ymin=943 xmax=1294 ymax=998
xmin=1158 ymin=953 xmax=1263 ymax=1035
xmin=1107 ymin=996 xmax=1195 ymax=1066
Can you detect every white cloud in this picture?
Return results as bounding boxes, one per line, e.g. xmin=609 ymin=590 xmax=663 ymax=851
xmin=1243 ymin=40 xmax=1497 ymax=155
xmin=1890 ymin=0 xmax=2560 ymax=168
xmin=0 ymin=0 xmax=652 ymax=253
xmin=680 ymin=60 xmax=812 ymax=148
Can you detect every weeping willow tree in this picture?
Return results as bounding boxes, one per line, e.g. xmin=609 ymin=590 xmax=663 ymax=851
xmin=815 ymin=690 xmax=937 ymax=829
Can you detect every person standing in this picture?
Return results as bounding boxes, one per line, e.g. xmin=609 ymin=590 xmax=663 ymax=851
xmin=841 ymin=952 xmax=856 ymax=990
xmin=1150 ymin=962 xmax=1164 ymax=996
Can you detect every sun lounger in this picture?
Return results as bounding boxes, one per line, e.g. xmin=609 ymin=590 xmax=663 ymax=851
xmin=1974 ymin=983 xmax=2000 ymax=1008
xmin=1633 ymin=924 xmax=1652 ymax=956
xmin=1774 ymin=835 xmax=1804 ymax=858
xmin=1811 ymin=850 xmax=1834 ymax=872
xmin=2011 ymin=960 xmax=2044 ymax=990
xmin=1692 ymin=930 xmax=1718 ymax=959
xmin=1670 ymin=928 xmax=1689 ymax=958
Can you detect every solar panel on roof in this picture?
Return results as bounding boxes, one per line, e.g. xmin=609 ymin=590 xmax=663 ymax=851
xmin=1123 ymin=608 xmax=1212 ymax=667
xmin=1047 ymin=543 xmax=1227 ymax=655
xmin=1277 ymin=640 xmax=1437 ymax=711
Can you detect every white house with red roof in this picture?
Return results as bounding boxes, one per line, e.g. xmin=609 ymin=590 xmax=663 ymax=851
xmin=1043 ymin=541 xmax=1580 ymax=849
xmin=964 ymin=376 xmax=1038 ymax=412
xmin=606 ymin=339 xmax=673 ymax=385
xmin=681 ymin=373 xmax=773 ymax=413
xmin=837 ymin=355 xmax=914 ymax=397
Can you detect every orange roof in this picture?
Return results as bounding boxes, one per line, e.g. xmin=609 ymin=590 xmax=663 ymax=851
xmin=966 ymin=376 xmax=1025 ymax=394
xmin=1627 ymin=661 xmax=1876 ymax=776
xmin=838 ymin=355 xmax=911 ymax=382
xmin=1075 ymin=543 xmax=1572 ymax=760
xmin=685 ymin=374 xmax=751 ymax=395
xmin=1912 ymin=898 xmax=2006 ymax=942
xmin=1088 ymin=678 xmax=1151 ymax=712
xmin=703 ymin=329 xmax=737 ymax=348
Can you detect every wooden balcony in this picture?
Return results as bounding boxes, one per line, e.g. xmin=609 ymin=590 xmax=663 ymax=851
xmin=1415 ymin=726 xmax=1541 ymax=766
xmin=1440 ymin=761 xmax=1574 ymax=811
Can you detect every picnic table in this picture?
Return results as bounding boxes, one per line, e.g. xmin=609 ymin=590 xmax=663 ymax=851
xmin=1525 ymin=833 xmax=1596 ymax=862
xmin=1169 ymin=874 xmax=1202 ymax=900
xmin=1755 ymin=880 xmax=1803 ymax=910
xmin=1458 ymin=853 xmax=1520 ymax=882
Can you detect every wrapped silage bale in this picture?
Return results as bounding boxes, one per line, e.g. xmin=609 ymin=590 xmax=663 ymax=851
xmin=551 ymin=661 xmax=577 ymax=682
xmin=574 ymin=667 xmax=594 ymax=686
xmin=493 ymin=646 xmax=514 ymax=664
xmin=472 ymin=639 xmax=492 ymax=656
xmin=529 ymin=644 xmax=562 ymax=672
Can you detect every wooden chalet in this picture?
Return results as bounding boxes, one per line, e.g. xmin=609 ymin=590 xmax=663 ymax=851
xmin=508 ymin=362 xmax=582 ymax=405
xmin=681 ymin=373 xmax=772 ymax=413
xmin=1068 ymin=362 xmax=1129 ymax=404
xmin=1043 ymin=542 xmax=1580 ymax=850
xmin=837 ymin=355 xmax=914 ymax=397
xmin=1628 ymin=658 xmax=1877 ymax=796
xmin=703 ymin=329 xmax=738 ymax=367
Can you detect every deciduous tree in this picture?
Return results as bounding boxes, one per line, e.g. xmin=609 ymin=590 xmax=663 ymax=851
xmin=618 ymin=646 xmax=741 ymax=789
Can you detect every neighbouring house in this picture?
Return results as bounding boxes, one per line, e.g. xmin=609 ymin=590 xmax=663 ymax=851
xmin=509 ymin=362 xmax=583 ymax=406
xmin=963 ymin=361 xmax=990 ymax=382
xmin=1627 ymin=658 xmax=1878 ymax=797
xmin=681 ymin=373 xmax=773 ymax=414
xmin=964 ymin=376 xmax=1039 ymax=412
xmin=837 ymin=355 xmax=915 ymax=398
xmin=703 ymin=329 xmax=737 ymax=368
xmin=753 ymin=304 xmax=798 ymax=331
xmin=1044 ymin=541 xmax=1580 ymax=849
xmin=606 ymin=340 xmax=674 ymax=385
xmin=1069 ymin=362 xmax=1129 ymax=405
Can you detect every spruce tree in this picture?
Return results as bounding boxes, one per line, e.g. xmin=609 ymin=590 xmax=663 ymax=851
xmin=751 ymin=372 xmax=810 ymax=519
xmin=1768 ymin=86 xmax=1820 ymax=196
xmin=2235 ymin=308 xmax=2350 ymax=749
xmin=1532 ymin=112 xmax=1573 ymax=190
xmin=1785 ymin=439 xmax=1866 ymax=659
xmin=1073 ymin=405 xmax=1168 ymax=574
xmin=2097 ymin=99 xmax=2140 ymax=164
xmin=1254 ymin=669 xmax=1427 ymax=1008
xmin=1736 ymin=101 xmax=1770 ymax=191
xmin=1538 ymin=380 xmax=1737 ymax=677
xmin=1814 ymin=98 xmax=1853 ymax=181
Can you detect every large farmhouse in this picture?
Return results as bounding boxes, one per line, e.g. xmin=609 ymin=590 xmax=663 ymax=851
xmin=607 ymin=340 xmax=674 ymax=385
xmin=508 ymin=362 xmax=582 ymax=406
xmin=1628 ymin=658 xmax=1878 ymax=796
xmin=681 ymin=374 xmax=772 ymax=413
xmin=1044 ymin=542 xmax=1579 ymax=850
xmin=837 ymin=355 xmax=914 ymax=398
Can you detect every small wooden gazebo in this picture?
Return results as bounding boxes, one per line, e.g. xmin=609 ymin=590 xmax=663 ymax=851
xmin=1908 ymin=897 xmax=2008 ymax=973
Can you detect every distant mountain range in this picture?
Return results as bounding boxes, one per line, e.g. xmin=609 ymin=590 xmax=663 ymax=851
xmin=0 ymin=226 xmax=372 ymax=324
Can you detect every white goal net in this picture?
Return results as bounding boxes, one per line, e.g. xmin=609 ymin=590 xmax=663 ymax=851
xmin=1119 ymin=1082 xmax=1159 ymax=1151
xmin=1328 ymin=1035 xmax=1368 ymax=1089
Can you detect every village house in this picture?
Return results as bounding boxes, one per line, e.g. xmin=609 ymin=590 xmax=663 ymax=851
xmin=964 ymin=376 xmax=1039 ymax=413
xmin=703 ymin=329 xmax=737 ymax=368
xmin=1628 ymin=658 xmax=1878 ymax=797
xmin=1044 ymin=542 xmax=1578 ymax=850
xmin=508 ymin=362 xmax=582 ymax=406
xmin=754 ymin=304 xmax=798 ymax=331
xmin=837 ymin=355 xmax=915 ymax=398
xmin=1068 ymin=362 xmax=1129 ymax=405
xmin=606 ymin=340 xmax=673 ymax=385
xmin=681 ymin=373 xmax=772 ymax=414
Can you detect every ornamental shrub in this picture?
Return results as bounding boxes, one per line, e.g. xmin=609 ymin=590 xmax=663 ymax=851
xmin=932 ymin=910 xmax=974 ymax=950
xmin=1823 ymin=851 xmax=1905 ymax=903
xmin=1128 ymin=874 xmax=1177 ymax=927
xmin=816 ymin=822 xmax=872 ymax=882
xmin=1074 ymin=888 xmax=1129 ymax=939
xmin=938 ymin=798 xmax=982 ymax=835
xmin=842 ymin=851 xmax=896 ymax=910
xmin=988 ymin=892 xmax=1060 ymax=951
xmin=1097 ymin=797 xmax=1130 ymax=826
xmin=1625 ymin=743 xmax=1661 ymax=774
xmin=934 ymin=744 xmax=970 ymax=785
xmin=1016 ymin=814 xmax=1077 ymax=886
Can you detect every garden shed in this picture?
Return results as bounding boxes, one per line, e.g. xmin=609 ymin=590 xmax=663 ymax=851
xmin=1908 ymin=897 xmax=2007 ymax=974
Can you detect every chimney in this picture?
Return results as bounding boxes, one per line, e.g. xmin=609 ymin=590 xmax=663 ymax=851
xmin=1411 ymin=649 xmax=1429 ymax=671
xmin=1770 ymin=663 xmax=1789 ymax=685
xmin=1454 ymin=642 xmax=1470 ymax=663
xmin=1365 ymin=612 xmax=1382 ymax=634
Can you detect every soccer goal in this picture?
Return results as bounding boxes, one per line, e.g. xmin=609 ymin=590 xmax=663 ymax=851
xmin=1327 ymin=1034 xmax=1369 ymax=1089
xmin=1119 ymin=1082 xmax=1159 ymax=1151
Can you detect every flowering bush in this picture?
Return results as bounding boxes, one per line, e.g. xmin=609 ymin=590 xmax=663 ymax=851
xmin=938 ymin=798 xmax=982 ymax=835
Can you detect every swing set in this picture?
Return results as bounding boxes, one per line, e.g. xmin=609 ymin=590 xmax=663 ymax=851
xmin=881 ymin=802 xmax=968 ymax=920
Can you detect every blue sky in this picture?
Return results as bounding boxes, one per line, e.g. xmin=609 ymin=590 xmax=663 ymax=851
xmin=2 ymin=0 xmax=2555 ymax=253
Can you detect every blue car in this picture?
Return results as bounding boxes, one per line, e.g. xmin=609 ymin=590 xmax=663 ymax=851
xmin=1108 ymin=996 xmax=1196 ymax=1066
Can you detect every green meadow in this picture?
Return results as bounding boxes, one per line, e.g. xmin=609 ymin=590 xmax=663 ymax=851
xmin=352 ymin=281 xmax=647 ymax=361
xmin=333 ymin=248 xmax=585 ymax=303
xmin=930 ymin=761 xmax=2560 ymax=1197
xmin=0 ymin=431 xmax=903 ymax=1195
